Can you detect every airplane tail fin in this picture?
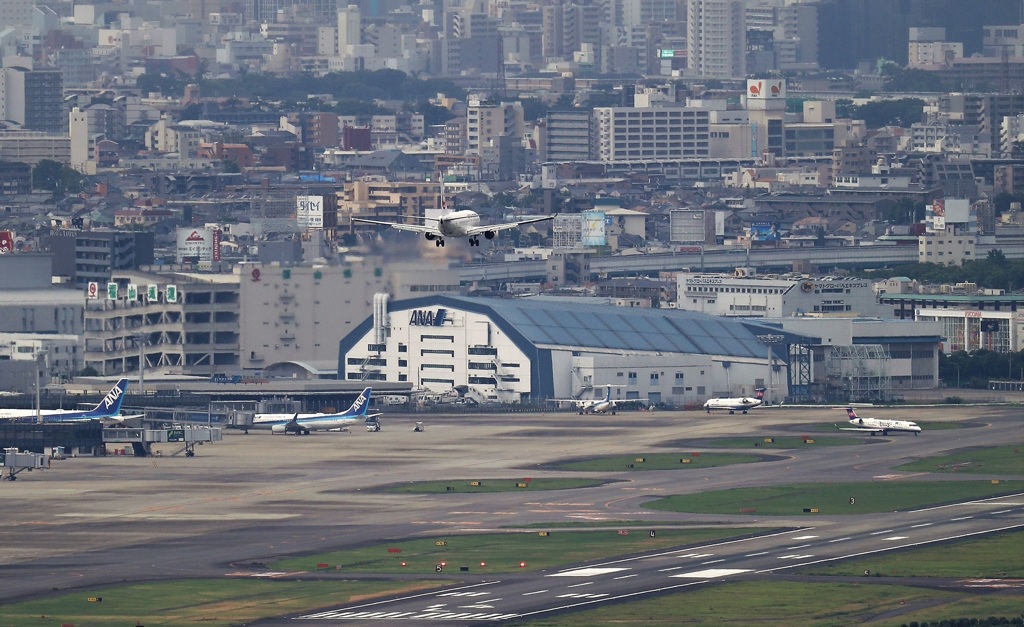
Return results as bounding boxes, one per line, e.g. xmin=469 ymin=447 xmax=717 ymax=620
xmin=348 ymin=387 xmax=373 ymax=416
xmin=845 ymin=407 xmax=858 ymax=420
xmin=81 ymin=378 xmax=130 ymax=419
xmin=755 ymin=388 xmax=765 ymax=400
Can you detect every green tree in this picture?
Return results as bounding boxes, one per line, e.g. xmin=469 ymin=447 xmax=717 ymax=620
xmin=33 ymin=159 xmax=84 ymax=197
xmin=849 ymin=99 xmax=925 ymax=129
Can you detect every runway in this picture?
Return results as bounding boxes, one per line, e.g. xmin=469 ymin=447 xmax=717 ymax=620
xmin=0 ymin=405 xmax=1021 ymax=624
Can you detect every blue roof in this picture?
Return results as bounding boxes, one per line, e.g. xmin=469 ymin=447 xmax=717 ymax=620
xmin=404 ymin=296 xmax=795 ymax=360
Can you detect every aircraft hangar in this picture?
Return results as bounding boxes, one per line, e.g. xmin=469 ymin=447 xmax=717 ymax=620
xmin=338 ymin=295 xmax=813 ymax=407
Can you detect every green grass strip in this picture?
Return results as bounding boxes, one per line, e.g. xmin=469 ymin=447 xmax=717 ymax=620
xmin=386 ymin=477 xmax=606 ymax=493
xmin=0 ymin=579 xmax=441 ymax=627
xmin=271 ymin=528 xmax=758 ymax=573
xmin=896 ymin=443 xmax=1024 ymax=475
xmin=553 ymin=452 xmax=763 ymax=471
xmin=643 ymin=480 xmax=1024 ymax=515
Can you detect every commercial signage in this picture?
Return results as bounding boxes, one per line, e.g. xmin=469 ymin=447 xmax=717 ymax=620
xmin=581 ymin=210 xmax=606 ymax=247
xmin=747 ymin=79 xmax=785 ymax=100
xmin=87 ymin=282 xmax=99 ymax=299
xmin=127 ymin=284 xmax=138 ymax=301
xmin=0 ymin=230 xmax=13 ymax=254
xmin=107 ymin=282 xmax=118 ymax=300
xmin=176 ymin=228 xmax=214 ymax=263
xmin=296 ymin=195 xmax=324 ymax=230
xmin=166 ymin=285 xmax=178 ymax=303
xmin=147 ymin=284 xmax=158 ymax=301
xmin=409 ymin=309 xmax=447 ymax=326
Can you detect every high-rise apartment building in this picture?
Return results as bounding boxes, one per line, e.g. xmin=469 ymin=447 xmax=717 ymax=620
xmin=337 ymin=4 xmax=361 ymax=55
xmin=0 ymin=67 xmax=65 ymax=133
xmin=465 ymin=99 xmax=525 ymax=156
xmin=686 ymin=0 xmax=745 ymax=79
xmin=594 ymin=106 xmax=711 ymax=162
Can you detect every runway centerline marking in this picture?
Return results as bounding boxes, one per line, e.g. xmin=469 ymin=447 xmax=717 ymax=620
xmin=549 ymin=567 xmax=628 ymax=577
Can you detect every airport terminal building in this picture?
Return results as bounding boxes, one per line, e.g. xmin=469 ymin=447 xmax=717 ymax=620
xmin=338 ymin=295 xmax=805 ymax=406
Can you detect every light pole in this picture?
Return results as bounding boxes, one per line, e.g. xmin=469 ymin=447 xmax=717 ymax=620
xmin=756 ymin=334 xmax=785 ymax=406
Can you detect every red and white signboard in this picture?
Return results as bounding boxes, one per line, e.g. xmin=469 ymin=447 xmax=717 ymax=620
xmin=0 ymin=230 xmax=13 ymax=254
xmin=87 ymin=282 xmax=99 ymax=299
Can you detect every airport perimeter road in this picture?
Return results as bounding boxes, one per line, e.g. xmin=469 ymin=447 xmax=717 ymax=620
xmin=0 ymin=406 xmax=1020 ymax=613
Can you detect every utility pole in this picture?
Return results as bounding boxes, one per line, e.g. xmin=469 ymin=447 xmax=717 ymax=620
xmin=756 ymin=334 xmax=785 ymax=406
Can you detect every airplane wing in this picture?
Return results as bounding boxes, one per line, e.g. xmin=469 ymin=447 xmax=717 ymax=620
xmin=351 ymin=217 xmax=440 ymax=236
xmin=835 ymin=424 xmax=879 ymax=432
xmin=464 ymin=216 xmax=553 ymax=236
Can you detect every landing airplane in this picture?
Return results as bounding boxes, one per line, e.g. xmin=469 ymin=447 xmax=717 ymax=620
xmin=554 ymin=386 xmax=643 ymax=415
xmin=0 ymin=378 xmax=130 ymax=422
xmin=352 ymin=209 xmax=553 ymax=247
xmin=252 ymin=387 xmax=381 ymax=435
xmin=703 ymin=388 xmax=765 ymax=414
xmin=837 ymin=407 xmax=921 ymax=436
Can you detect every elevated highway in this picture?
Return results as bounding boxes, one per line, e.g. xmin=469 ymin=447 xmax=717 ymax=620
xmin=458 ymin=240 xmax=1024 ymax=283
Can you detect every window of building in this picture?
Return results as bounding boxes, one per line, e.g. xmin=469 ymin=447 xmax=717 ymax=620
xmin=628 ymin=372 xmax=637 ymax=383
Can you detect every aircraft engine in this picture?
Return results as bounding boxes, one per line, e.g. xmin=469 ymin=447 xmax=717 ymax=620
xmin=271 ymin=424 xmax=288 ymax=434
xmin=424 ymin=232 xmax=436 ymax=241
xmin=484 ymin=231 xmax=496 ymax=239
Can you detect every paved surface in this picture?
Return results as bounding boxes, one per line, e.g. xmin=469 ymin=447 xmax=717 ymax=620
xmin=1 ymin=405 xmax=1021 ymax=624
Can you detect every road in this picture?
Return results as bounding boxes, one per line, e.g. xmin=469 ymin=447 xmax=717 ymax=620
xmin=0 ymin=405 xmax=1020 ymax=624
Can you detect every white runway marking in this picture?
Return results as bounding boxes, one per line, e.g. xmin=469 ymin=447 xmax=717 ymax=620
xmin=829 ymin=537 xmax=852 ymax=543
xmin=744 ymin=551 xmax=769 ymax=557
xmin=910 ymin=523 xmax=933 ymax=528
xmin=613 ymin=574 xmax=638 ymax=579
xmin=791 ymin=535 xmax=818 ymax=540
xmin=549 ymin=567 xmax=628 ymax=577
xmin=951 ymin=516 xmax=973 ymax=521
xmin=521 ymin=590 xmax=547 ymax=596
xmin=990 ymin=509 xmax=1012 ymax=515
xmin=882 ymin=536 xmax=908 ymax=541
xmin=870 ymin=529 xmax=894 ymax=535
xmin=658 ymin=566 xmax=684 ymax=572
xmin=671 ymin=568 xmax=751 ymax=579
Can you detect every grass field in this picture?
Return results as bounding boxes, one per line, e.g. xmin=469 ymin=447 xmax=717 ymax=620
xmin=509 ymin=580 xmax=1024 ymax=627
xmin=895 ymin=443 xmax=1024 ymax=475
xmin=0 ymin=579 xmax=442 ymax=627
xmin=694 ymin=435 xmax=861 ymax=448
xmin=802 ymin=530 xmax=1024 ymax=578
xmin=385 ymin=477 xmax=606 ymax=494
xmin=643 ymin=480 xmax=1024 ymax=515
xmin=552 ymin=452 xmax=764 ymax=472
xmin=270 ymin=528 xmax=758 ymax=574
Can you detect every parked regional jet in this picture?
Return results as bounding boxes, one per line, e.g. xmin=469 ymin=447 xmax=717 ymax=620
xmin=252 ymin=387 xmax=381 ymax=435
xmin=352 ymin=210 xmax=553 ymax=247
xmin=703 ymin=388 xmax=765 ymax=414
xmin=0 ymin=378 xmax=130 ymax=422
xmin=554 ymin=386 xmax=643 ymax=415
xmin=837 ymin=407 xmax=921 ymax=436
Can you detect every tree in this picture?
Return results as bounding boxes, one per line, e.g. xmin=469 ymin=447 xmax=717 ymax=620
xmin=32 ymin=159 xmax=84 ymax=197
xmin=849 ymin=99 xmax=926 ymax=129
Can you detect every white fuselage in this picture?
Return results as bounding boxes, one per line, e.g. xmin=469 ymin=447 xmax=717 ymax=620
xmin=703 ymin=397 xmax=763 ymax=413
xmin=437 ymin=210 xmax=481 ymax=237
xmin=849 ymin=417 xmax=921 ymax=434
xmin=252 ymin=413 xmax=363 ymax=432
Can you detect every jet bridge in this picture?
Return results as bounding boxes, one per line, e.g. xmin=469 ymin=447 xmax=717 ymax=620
xmin=1 ymin=447 xmax=49 ymax=481
xmin=102 ymin=426 xmax=222 ymax=457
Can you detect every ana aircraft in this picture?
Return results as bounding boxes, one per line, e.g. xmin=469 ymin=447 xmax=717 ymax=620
xmin=554 ymin=386 xmax=643 ymax=415
xmin=838 ymin=407 xmax=921 ymax=436
xmin=352 ymin=210 xmax=553 ymax=247
xmin=252 ymin=387 xmax=381 ymax=435
xmin=702 ymin=388 xmax=765 ymax=414
xmin=0 ymin=378 xmax=130 ymax=422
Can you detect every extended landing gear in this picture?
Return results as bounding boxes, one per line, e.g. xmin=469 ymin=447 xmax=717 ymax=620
xmin=469 ymin=237 xmax=480 ymax=246
xmin=434 ymin=238 xmax=446 ymax=247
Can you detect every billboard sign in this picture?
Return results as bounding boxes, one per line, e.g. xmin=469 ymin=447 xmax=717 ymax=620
xmin=747 ymin=79 xmax=785 ymax=100
xmin=176 ymin=228 xmax=214 ymax=263
xmin=87 ymin=282 xmax=99 ymax=299
xmin=749 ymin=221 xmax=780 ymax=242
xmin=296 ymin=195 xmax=324 ymax=230
xmin=0 ymin=230 xmax=13 ymax=254
xmin=932 ymin=198 xmax=945 ymax=230
xmin=581 ymin=210 xmax=606 ymax=247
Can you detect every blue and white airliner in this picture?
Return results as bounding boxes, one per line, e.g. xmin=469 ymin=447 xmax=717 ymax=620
xmin=0 ymin=378 xmax=130 ymax=422
xmin=252 ymin=387 xmax=381 ymax=435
